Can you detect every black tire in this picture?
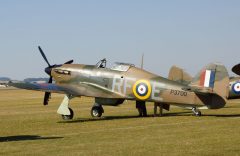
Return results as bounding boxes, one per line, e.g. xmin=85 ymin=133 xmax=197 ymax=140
xmin=62 ymin=108 xmax=74 ymax=120
xmin=91 ymin=106 xmax=103 ymax=117
xmin=196 ymin=111 xmax=202 ymax=117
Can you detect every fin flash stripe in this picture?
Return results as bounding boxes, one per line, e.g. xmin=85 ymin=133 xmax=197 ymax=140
xmin=200 ymin=70 xmax=215 ymax=88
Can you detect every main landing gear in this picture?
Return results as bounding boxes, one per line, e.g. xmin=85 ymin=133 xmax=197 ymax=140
xmin=57 ymin=95 xmax=105 ymax=120
xmin=192 ymin=107 xmax=202 ymax=116
xmin=91 ymin=103 xmax=104 ymax=117
xmin=57 ymin=95 xmax=74 ymax=120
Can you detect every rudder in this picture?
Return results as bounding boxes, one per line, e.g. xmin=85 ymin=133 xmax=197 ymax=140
xmin=191 ymin=63 xmax=229 ymax=99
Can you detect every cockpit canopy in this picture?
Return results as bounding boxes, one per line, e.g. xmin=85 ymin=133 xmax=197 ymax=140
xmin=110 ymin=62 xmax=135 ymax=72
xmin=96 ymin=58 xmax=135 ymax=72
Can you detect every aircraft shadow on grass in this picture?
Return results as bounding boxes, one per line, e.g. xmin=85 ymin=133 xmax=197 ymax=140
xmin=166 ymin=112 xmax=240 ymax=118
xmin=202 ymin=114 xmax=240 ymax=118
xmin=59 ymin=115 xmax=140 ymax=123
xmin=163 ymin=110 xmax=240 ymax=118
xmin=59 ymin=111 xmax=192 ymax=123
xmin=0 ymin=135 xmax=63 ymax=142
xmin=59 ymin=110 xmax=240 ymax=123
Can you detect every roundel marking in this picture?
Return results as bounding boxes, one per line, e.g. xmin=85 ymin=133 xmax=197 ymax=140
xmin=232 ymin=82 xmax=240 ymax=94
xmin=133 ymin=79 xmax=152 ymax=100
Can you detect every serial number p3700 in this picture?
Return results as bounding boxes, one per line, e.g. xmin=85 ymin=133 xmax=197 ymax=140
xmin=170 ymin=90 xmax=187 ymax=96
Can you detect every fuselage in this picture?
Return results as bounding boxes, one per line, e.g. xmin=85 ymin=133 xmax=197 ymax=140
xmin=50 ymin=64 xmax=225 ymax=109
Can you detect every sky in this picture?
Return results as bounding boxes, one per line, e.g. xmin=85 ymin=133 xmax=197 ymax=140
xmin=0 ymin=0 xmax=240 ymax=80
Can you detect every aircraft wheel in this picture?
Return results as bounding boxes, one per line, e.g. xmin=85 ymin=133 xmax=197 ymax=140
xmin=195 ymin=111 xmax=202 ymax=117
xmin=192 ymin=107 xmax=202 ymax=117
xmin=62 ymin=108 xmax=74 ymax=120
xmin=91 ymin=106 xmax=103 ymax=117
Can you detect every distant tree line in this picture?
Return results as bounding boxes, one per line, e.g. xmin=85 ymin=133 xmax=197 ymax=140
xmin=0 ymin=77 xmax=11 ymax=81
xmin=0 ymin=77 xmax=49 ymax=83
xmin=24 ymin=78 xmax=49 ymax=83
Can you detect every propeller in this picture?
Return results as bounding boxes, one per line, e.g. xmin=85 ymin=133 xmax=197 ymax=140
xmin=232 ymin=64 xmax=240 ymax=76
xmin=38 ymin=46 xmax=73 ymax=105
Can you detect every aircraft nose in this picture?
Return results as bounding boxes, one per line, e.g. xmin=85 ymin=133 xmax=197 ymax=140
xmin=45 ymin=67 xmax=52 ymax=76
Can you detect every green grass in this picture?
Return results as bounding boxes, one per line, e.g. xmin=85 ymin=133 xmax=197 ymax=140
xmin=1 ymin=90 xmax=240 ymax=156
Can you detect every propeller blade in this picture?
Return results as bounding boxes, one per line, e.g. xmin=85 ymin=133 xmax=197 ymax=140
xmin=38 ymin=46 xmax=51 ymax=67
xmin=43 ymin=77 xmax=53 ymax=105
xmin=43 ymin=92 xmax=51 ymax=105
xmin=64 ymin=60 xmax=74 ymax=64
xmin=232 ymin=64 xmax=240 ymax=75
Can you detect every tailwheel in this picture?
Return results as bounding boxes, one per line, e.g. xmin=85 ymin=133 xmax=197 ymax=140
xmin=192 ymin=107 xmax=202 ymax=117
xmin=62 ymin=108 xmax=74 ymax=120
xmin=91 ymin=106 xmax=104 ymax=117
xmin=196 ymin=111 xmax=202 ymax=116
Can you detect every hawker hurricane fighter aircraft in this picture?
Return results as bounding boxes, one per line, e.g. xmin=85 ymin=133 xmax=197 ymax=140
xmin=10 ymin=47 xmax=230 ymax=120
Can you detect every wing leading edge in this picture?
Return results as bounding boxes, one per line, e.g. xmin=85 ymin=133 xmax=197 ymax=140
xmin=8 ymin=82 xmax=124 ymax=99
xmin=9 ymin=82 xmax=69 ymax=94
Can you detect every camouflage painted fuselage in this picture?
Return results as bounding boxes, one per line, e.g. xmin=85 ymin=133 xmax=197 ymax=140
xmin=51 ymin=64 xmax=227 ymax=109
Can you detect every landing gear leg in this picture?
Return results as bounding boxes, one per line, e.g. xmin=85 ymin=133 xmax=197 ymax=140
xmin=91 ymin=103 xmax=104 ymax=117
xmin=192 ymin=107 xmax=202 ymax=116
xmin=57 ymin=95 xmax=74 ymax=120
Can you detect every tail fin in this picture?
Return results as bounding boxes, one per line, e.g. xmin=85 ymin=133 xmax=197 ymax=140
xmin=190 ymin=63 xmax=229 ymax=98
xmin=168 ymin=65 xmax=192 ymax=85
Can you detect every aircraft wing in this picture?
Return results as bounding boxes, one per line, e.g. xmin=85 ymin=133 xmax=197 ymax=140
xmin=8 ymin=82 xmax=75 ymax=95
xmin=8 ymin=82 xmax=124 ymax=98
xmin=79 ymin=82 xmax=125 ymax=98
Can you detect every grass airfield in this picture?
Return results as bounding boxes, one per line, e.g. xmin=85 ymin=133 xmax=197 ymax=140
xmin=1 ymin=89 xmax=240 ymax=156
